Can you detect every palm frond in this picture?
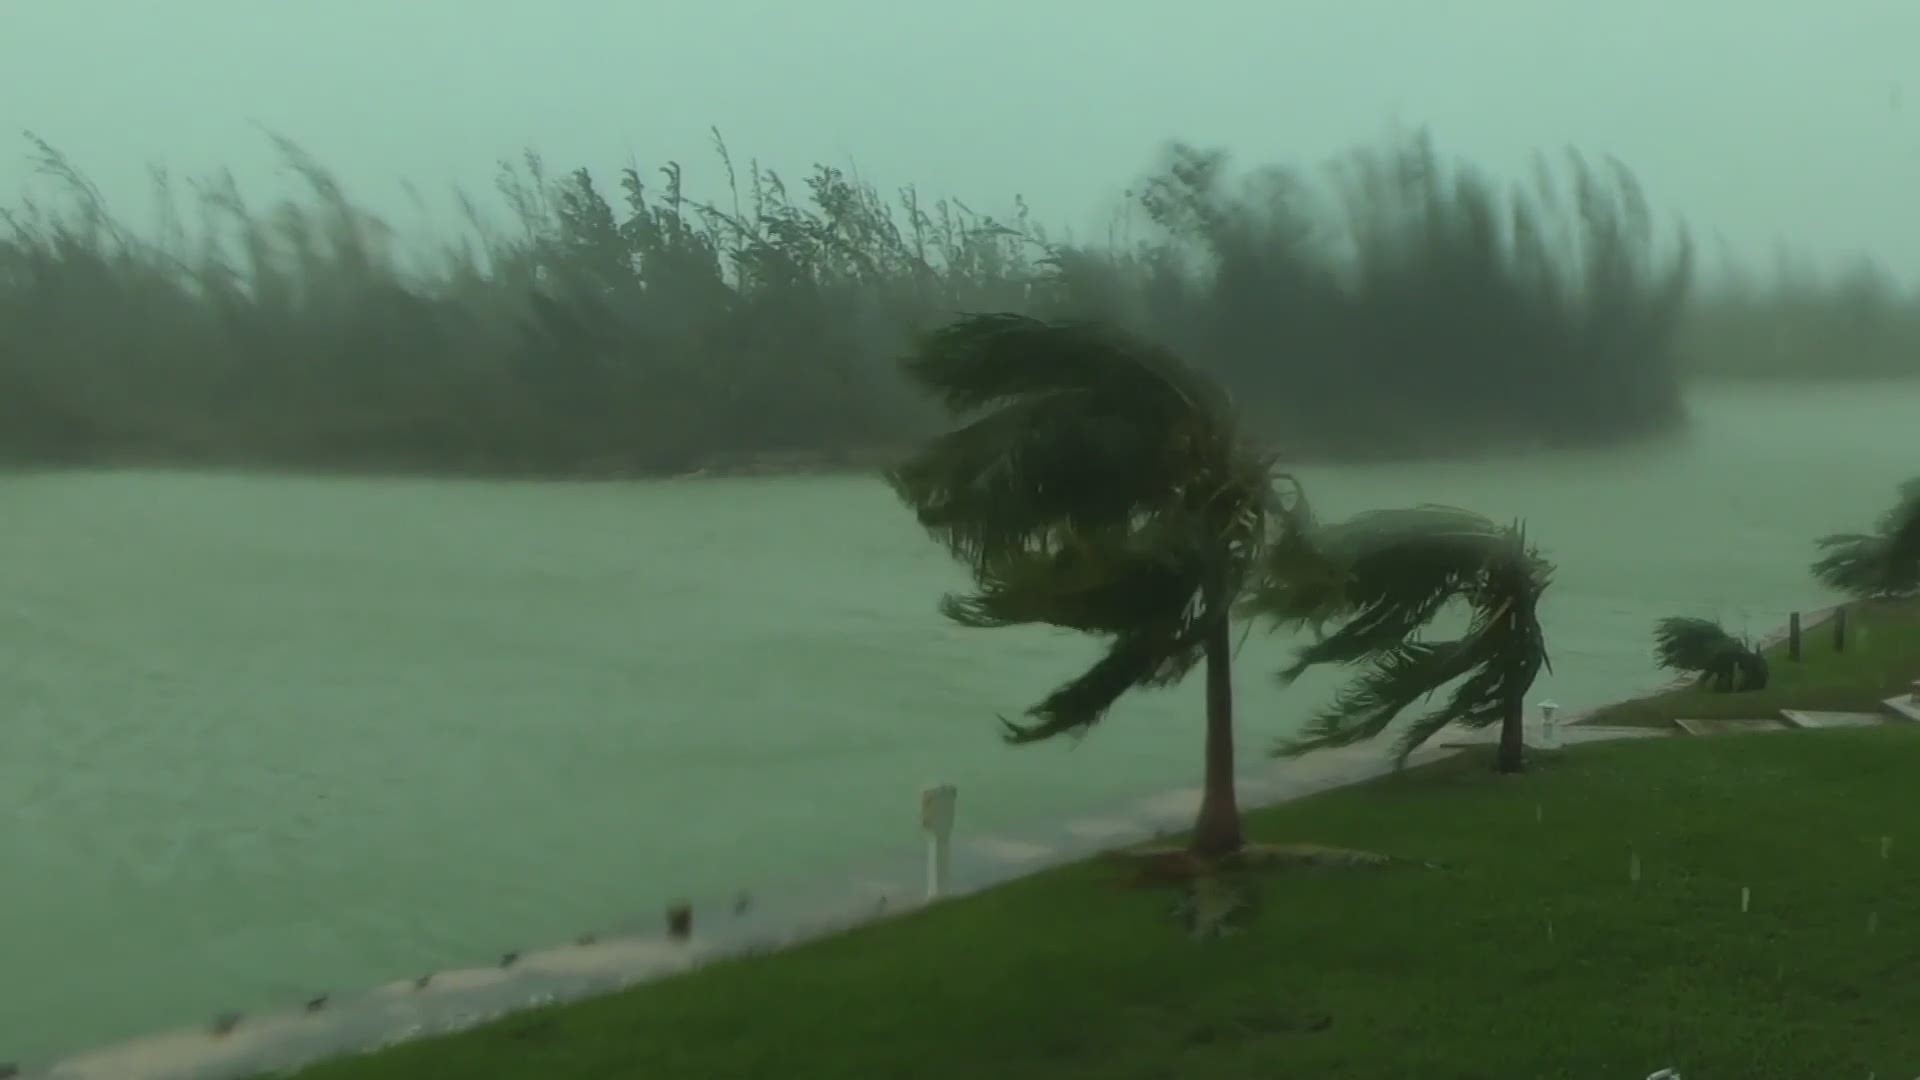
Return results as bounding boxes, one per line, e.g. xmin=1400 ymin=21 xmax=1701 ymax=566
xmin=890 ymin=312 xmax=1281 ymax=744
xmin=1274 ymin=638 xmax=1471 ymax=754
xmin=1652 ymin=615 xmax=1767 ymax=692
xmin=1809 ymin=478 xmax=1920 ymax=600
xmin=1259 ymin=506 xmax=1539 ymax=672
xmin=1652 ymin=616 xmax=1737 ymax=671
xmin=1255 ymin=505 xmax=1554 ymax=764
xmin=888 ymin=392 xmax=1183 ymax=568
xmin=887 ymin=313 xmax=1255 ymax=578
xmin=938 ymin=519 xmax=1209 ymax=635
xmin=901 ymin=312 xmax=1228 ymax=420
xmin=1001 ymin=622 xmax=1207 ymax=744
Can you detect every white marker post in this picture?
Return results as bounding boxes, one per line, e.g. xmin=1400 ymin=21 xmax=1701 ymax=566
xmin=1537 ymin=700 xmax=1562 ymax=749
xmin=921 ymin=784 xmax=958 ymax=900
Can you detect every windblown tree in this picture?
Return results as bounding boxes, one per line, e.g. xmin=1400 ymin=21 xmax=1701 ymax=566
xmin=1245 ymin=506 xmax=1553 ymax=773
xmin=1651 ymin=616 xmax=1768 ymax=692
xmin=1811 ymin=477 xmax=1920 ymax=600
xmin=887 ymin=313 xmax=1299 ymax=857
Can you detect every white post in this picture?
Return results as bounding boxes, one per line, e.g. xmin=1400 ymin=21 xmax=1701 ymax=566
xmin=1908 ymin=679 xmax=1919 ymax=705
xmin=1537 ymin=700 xmax=1561 ymax=749
xmin=920 ymin=784 xmax=957 ymax=899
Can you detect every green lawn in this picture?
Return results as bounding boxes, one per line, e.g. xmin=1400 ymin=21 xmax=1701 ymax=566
xmin=1585 ymin=597 xmax=1920 ymax=728
xmin=288 ymin=729 xmax=1920 ymax=1080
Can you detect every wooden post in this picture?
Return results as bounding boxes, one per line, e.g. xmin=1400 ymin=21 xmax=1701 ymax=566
xmin=1787 ymin=612 xmax=1802 ymax=661
xmin=1832 ymin=607 xmax=1848 ymax=653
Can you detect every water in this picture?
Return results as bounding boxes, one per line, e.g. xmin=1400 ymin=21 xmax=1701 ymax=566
xmin=1 ymin=382 xmax=1913 ymax=1063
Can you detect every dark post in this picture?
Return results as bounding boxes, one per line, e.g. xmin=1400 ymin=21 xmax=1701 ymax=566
xmin=1833 ymin=607 xmax=1848 ymax=653
xmin=667 ymin=901 xmax=693 ymax=941
xmin=1787 ymin=612 xmax=1802 ymax=661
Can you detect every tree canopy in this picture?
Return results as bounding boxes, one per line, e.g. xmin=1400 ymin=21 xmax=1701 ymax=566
xmin=1247 ymin=505 xmax=1554 ymax=767
xmin=887 ymin=312 xmax=1290 ymax=742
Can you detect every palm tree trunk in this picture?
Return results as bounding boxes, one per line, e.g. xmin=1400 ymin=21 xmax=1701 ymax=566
xmin=1495 ymin=688 xmax=1525 ymax=774
xmin=1191 ymin=615 xmax=1245 ymax=856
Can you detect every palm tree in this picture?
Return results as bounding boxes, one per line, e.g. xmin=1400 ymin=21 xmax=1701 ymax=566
xmin=887 ymin=313 xmax=1298 ymax=857
xmin=1811 ymin=477 xmax=1920 ymax=601
xmin=1245 ymin=506 xmax=1553 ymax=773
xmin=1651 ymin=616 xmax=1768 ymax=692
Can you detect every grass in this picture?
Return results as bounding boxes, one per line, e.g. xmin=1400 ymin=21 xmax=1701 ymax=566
xmin=284 ymin=729 xmax=1920 ymax=1080
xmin=1587 ymin=598 xmax=1920 ymax=728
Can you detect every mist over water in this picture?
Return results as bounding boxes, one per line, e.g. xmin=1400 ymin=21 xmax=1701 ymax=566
xmin=4 ymin=0 xmax=1918 ymax=277
xmin=4 ymin=0 xmax=1920 ymax=1070
xmin=1 ymin=381 xmax=1911 ymax=1061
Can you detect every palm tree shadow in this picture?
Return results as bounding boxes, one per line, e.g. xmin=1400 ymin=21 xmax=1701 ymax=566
xmin=1128 ymin=845 xmax=1449 ymax=940
xmin=1170 ymin=870 xmax=1261 ymax=940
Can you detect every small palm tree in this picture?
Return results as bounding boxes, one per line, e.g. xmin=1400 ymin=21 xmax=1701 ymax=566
xmin=887 ymin=313 xmax=1298 ymax=857
xmin=1651 ymin=616 xmax=1768 ymax=692
xmin=1246 ymin=506 xmax=1554 ymax=773
xmin=1811 ymin=478 xmax=1920 ymax=601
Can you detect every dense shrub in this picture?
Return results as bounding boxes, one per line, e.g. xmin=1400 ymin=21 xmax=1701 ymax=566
xmin=0 ymin=127 xmax=1810 ymax=477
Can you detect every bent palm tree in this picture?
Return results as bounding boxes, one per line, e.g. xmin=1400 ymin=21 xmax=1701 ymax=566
xmin=1246 ymin=506 xmax=1553 ymax=773
xmin=1652 ymin=616 xmax=1768 ymax=692
xmin=888 ymin=313 xmax=1294 ymax=857
xmin=1811 ymin=477 xmax=1920 ymax=600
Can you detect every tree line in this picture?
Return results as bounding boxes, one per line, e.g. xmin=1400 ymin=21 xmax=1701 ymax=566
xmin=0 ymin=130 xmax=1912 ymax=477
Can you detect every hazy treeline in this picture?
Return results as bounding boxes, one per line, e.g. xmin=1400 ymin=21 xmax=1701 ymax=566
xmin=0 ymin=130 xmax=1907 ymax=477
xmin=1682 ymin=254 xmax=1920 ymax=381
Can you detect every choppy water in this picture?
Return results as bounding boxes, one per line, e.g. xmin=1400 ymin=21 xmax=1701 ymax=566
xmin=2 ymin=381 xmax=1913 ymax=1064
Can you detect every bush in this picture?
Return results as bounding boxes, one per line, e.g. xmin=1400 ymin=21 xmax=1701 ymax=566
xmin=1683 ymin=255 xmax=1920 ymax=380
xmin=1652 ymin=616 xmax=1769 ymax=692
xmin=0 ymin=129 xmax=1707 ymax=476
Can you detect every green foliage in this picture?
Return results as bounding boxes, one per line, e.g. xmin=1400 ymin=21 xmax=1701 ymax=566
xmin=1684 ymin=254 xmax=1920 ymax=380
xmin=1116 ymin=136 xmax=1696 ymax=455
xmin=1588 ymin=597 xmax=1920 ymax=728
xmin=0 ymin=131 xmax=1035 ymax=472
xmin=1651 ymin=616 xmax=1769 ymax=692
xmin=1248 ymin=506 xmax=1554 ymax=764
xmin=1811 ymin=478 xmax=1920 ymax=600
xmin=886 ymin=314 xmax=1283 ymax=743
xmin=277 ymin=729 xmax=1920 ymax=1080
xmin=1 ymin=129 xmax=1713 ymax=475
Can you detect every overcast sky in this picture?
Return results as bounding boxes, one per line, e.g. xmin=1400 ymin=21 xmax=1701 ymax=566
xmin=3 ymin=0 xmax=1915 ymax=277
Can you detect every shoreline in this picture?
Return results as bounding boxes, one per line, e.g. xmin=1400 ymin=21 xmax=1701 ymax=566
xmin=0 ymin=408 xmax=1701 ymax=487
xmin=31 ymin=737 xmax=1481 ymax=1080
xmin=29 ymin=722 xmax=1683 ymax=1079
xmin=13 ymin=611 xmax=1841 ymax=1075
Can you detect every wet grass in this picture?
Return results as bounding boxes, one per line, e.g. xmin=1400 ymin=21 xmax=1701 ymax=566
xmin=286 ymin=729 xmax=1920 ymax=1079
xmin=1588 ymin=598 xmax=1920 ymax=728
